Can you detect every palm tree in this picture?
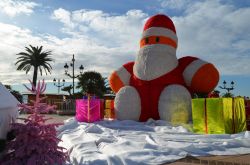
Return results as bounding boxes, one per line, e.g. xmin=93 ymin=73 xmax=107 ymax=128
xmin=76 ymin=71 xmax=108 ymax=98
xmin=15 ymin=45 xmax=54 ymax=88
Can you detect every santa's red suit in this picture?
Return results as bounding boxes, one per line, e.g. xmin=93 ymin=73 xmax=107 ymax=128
xmin=109 ymin=14 xmax=219 ymax=122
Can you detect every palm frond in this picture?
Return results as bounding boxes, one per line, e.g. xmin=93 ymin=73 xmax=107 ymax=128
xmin=16 ymin=61 xmax=31 ymax=70
xmin=25 ymin=46 xmax=34 ymax=54
xmin=39 ymin=66 xmax=43 ymax=76
xmin=44 ymin=62 xmax=53 ymax=69
xmin=24 ymin=65 xmax=31 ymax=74
xmin=17 ymin=52 xmax=31 ymax=56
xmin=38 ymin=46 xmax=43 ymax=54
xmin=42 ymin=64 xmax=51 ymax=75
xmin=16 ymin=45 xmax=54 ymax=86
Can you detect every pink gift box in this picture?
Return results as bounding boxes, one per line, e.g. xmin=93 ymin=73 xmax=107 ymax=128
xmin=76 ymin=99 xmax=101 ymax=123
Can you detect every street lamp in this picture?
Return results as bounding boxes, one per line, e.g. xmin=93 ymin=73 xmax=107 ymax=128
xmin=219 ymin=80 xmax=235 ymax=94
xmin=64 ymin=54 xmax=84 ymax=96
xmin=53 ymin=78 xmax=65 ymax=94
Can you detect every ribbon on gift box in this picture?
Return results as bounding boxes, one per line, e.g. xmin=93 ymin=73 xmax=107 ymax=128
xmin=232 ymin=98 xmax=236 ymax=133
xmin=192 ymin=97 xmax=246 ymax=134
xmin=204 ymin=98 xmax=240 ymax=134
xmin=203 ymin=98 xmax=239 ymax=134
xmin=76 ymin=97 xmax=101 ymax=123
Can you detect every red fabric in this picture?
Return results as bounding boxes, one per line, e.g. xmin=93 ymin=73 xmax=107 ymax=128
xmin=123 ymin=61 xmax=186 ymax=121
xmin=208 ymin=92 xmax=219 ymax=98
xmin=178 ymin=56 xmax=198 ymax=72
xmin=123 ymin=62 xmax=134 ymax=73
xmin=246 ymin=106 xmax=250 ymax=117
xmin=143 ymin=14 xmax=176 ymax=33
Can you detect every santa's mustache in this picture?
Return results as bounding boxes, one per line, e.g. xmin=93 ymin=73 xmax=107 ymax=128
xmin=134 ymin=44 xmax=178 ymax=80
xmin=138 ymin=44 xmax=176 ymax=57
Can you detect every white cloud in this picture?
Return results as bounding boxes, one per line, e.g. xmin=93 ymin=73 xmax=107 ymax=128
xmin=159 ymin=0 xmax=192 ymax=10
xmin=0 ymin=0 xmax=38 ymax=17
xmin=52 ymin=9 xmax=147 ymax=48
xmin=172 ymin=0 xmax=250 ymax=75
xmin=51 ymin=8 xmax=75 ymax=28
xmin=50 ymin=3 xmax=250 ymax=76
xmin=0 ymin=22 xmax=49 ymax=84
xmin=72 ymin=9 xmax=107 ymax=23
xmin=0 ymin=1 xmax=250 ymax=87
xmin=0 ymin=9 xmax=148 ymax=85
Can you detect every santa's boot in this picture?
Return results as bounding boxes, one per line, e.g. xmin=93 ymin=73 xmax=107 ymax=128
xmin=114 ymin=86 xmax=141 ymax=121
xmin=158 ymin=84 xmax=192 ymax=124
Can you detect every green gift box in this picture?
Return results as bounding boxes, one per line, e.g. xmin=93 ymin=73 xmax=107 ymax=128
xmin=192 ymin=97 xmax=246 ymax=134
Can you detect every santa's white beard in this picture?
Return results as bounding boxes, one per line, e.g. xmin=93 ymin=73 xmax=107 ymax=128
xmin=133 ymin=44 xmax=178 ymax=81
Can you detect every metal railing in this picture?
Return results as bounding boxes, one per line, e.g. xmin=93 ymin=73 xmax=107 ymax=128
xmin=46 ymin=99 xmax=76 ymax=112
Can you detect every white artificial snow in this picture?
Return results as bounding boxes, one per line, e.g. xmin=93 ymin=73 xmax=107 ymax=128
xmin=58 ymin=118 xmax=250 ymax=165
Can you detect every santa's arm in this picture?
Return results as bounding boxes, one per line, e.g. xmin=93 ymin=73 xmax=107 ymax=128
xmin=179 ymin=56 xmax=219 ymax=94
xmin=109 ymin=62 xmax=134 ymax=93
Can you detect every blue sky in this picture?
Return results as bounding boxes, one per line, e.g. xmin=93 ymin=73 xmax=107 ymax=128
xmin=0 ymin=0 xmax=249 ymax=96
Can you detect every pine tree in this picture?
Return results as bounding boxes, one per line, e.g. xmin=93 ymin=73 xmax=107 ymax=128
xmin=0 ymin=80 xmax=68 ymax=165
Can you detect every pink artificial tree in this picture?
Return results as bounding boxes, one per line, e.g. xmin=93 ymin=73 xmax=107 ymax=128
xmin=0 ymin=80 xmax=69 ymax=165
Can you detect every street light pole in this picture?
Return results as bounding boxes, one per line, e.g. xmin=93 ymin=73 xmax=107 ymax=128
xmin=219 ymin=80 xmax=235 ymax=94
xmin=64 ymin=54 xmax=84 ymax=96
xmin=53 ymin=78 xmax=65 ymax=94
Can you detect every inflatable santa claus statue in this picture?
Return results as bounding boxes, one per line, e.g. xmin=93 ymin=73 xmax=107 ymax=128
xmin=109 ymin=14 xmax=219 ymax=123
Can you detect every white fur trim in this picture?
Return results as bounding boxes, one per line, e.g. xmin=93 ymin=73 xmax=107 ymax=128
xmin=142 ymin=27 xmax=178 ymax=43
xmin=114 ymin=86 xmax=141 ymax=121
xmin=158 ymin=85 xmax=192 ymax=123
xmin=134 ymin=44 xmax=178 ymax=81
xmin=116 ymin=66 xmax=131 ymax=85
xmin=183 ymin=59 xmax=208 ymax=86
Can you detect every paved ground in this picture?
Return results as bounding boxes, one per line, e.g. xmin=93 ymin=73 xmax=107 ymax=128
xmin=18 ymin=114 xmax=250 ymax=165
xmin=18 ymin=114 xmax=74 ymax=124
xmin=168 ymin=154 xmax=250 ymax=165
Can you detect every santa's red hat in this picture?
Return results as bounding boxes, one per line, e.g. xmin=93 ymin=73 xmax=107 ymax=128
xmin=140 ymin=14 xmax=178 ymax=49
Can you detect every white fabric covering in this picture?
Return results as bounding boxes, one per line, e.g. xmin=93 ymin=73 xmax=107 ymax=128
xmin=159 ymin=85 xmax=192 ymax=123
xmin=114 ymin=86 xmax=141 ymax=121
xmin=182 ymin=59 xmax=207 ymax=86
xmin=142 ymin=27 xmax=178 ymax=43
xmin=115 ymin=66 xmax=131 ymax=86
xmin=134 ymin=44 xmax=178 ymax=81
xmin=0 ymin=82 xmax=19 ymax=139
xmin=58 ymin=118 xmax=250 ymax=165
